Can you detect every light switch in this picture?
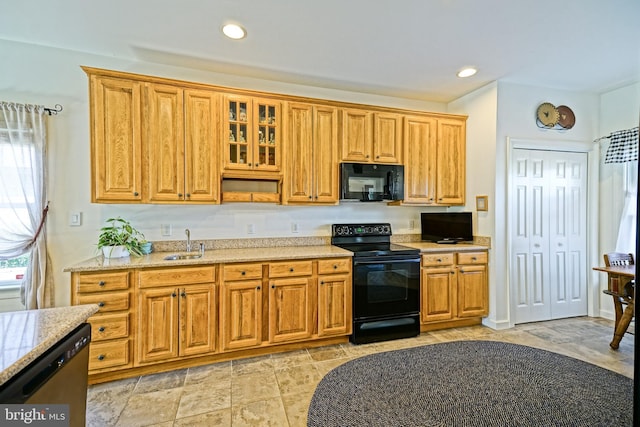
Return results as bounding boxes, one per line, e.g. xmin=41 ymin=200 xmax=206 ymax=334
xmin=69 ymin=211 xmax=82 ymax=226
xmin=161 ymin=224 xmax=172 ymax=236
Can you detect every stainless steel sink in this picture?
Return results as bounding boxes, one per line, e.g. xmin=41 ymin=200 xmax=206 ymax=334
xmin=163 ymin=254 xmax=203 ymax=260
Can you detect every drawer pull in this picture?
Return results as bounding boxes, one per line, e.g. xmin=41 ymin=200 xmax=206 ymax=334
xmin=98 ymin=281 xmax=106 ymax=287
xmin=471 ymin=257 xmax=477 ymax=261
xmin=98 ymin=326 xmax=105 ymax=332
xmin=97 ymin=354 xmax=105 ymax=361
xmin=437 ymin=258 xmax=442 ymax=262
xmin=98 ymin=302 xmax=105 ymax=307
xmin=333 ymin=265 xmax=338 ymax=269
xmin=289 ymin=268 xmax=294 ymax=272
xmin=241 ymin=271 xmax=246 ymax=276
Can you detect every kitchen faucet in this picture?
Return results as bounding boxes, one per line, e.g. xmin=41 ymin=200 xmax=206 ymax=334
xmin=185 ymin=228 xmax=191 ymax=252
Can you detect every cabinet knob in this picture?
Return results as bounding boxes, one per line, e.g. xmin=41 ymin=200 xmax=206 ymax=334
xmin=241 ymin=271 xmax=246 ymax=276
xmin=98 ymin=326 xmax=105 ymax=332
xmin=248 ymin=163 xmax=252 ymax=167
xmin=181 ymin=291 xmax=186 ymax=298
xmin=333 ymin=265 xmax=338 ymax=269
xmin=98 ymin=281 xmax=105 ymax=287
xmin=97 ymin=354 xmax=105 ymax=361
xmin=376 ymin=155 xmax=380 ymax=159
xmin=450 ymin=271 xmax=455 ymax=275
xmin=178 ymin=193 xmax=183 ymax=197
xmin=320 ymin=281 xmax=325 ymax=285
xmin=437 ymin=258 xmax=442 ymax=262
xmin=471 ymin=257 xmax=477 ymax=261
xmin=172 ymin=292 xmax=177 ymax=297
xmin=133 ymin=191 xmax=139 ymax=196
xmin=256 ymin=286 xmax=261 ymax=290
xmin=271 ymin=284 xmax=275 ymax=289
xmin=186 ymin=194 xmax=191 ymax=198
xmin=98 ymin=302 xmax=105 ymax=307
xmin=289 ymin=268 xmax=294 ymax=272
xmin=309 ymin=196 xmax=313 ymax=199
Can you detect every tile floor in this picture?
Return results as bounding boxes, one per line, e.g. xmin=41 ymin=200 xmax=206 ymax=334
xmin=86 ymin=316 xmax=635 ymax=426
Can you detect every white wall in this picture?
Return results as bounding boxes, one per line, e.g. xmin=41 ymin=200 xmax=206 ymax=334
xmin=596 ymin=82 xmax=640 ymax=319
xmin=0 ymin=39 xmax=446 ymax=307
xmin=447 ymin=82 xmax=499 ymax=325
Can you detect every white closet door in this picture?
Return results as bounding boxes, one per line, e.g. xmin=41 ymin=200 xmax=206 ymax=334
xmin=511 ymin=149 xmax=588 ymax=323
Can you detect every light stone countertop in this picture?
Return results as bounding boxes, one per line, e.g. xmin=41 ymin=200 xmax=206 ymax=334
xmin=402 ymin=241 xmax=490 ymax=252
xmin=64 ymin=245 xmax=354 ymax=272
xmin=0 ymin=304 xmax=99 ymax=387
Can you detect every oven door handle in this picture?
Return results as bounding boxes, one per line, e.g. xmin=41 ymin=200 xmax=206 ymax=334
xmin=353 ymin=257 xmax=421 ymax=265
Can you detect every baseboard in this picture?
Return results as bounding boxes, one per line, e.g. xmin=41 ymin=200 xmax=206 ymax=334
xmin=482 ymin=317 xmax=511 ymax=330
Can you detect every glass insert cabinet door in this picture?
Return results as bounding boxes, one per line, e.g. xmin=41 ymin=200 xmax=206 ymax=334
xmin=224 ymin=95 xmax=280 ymax=172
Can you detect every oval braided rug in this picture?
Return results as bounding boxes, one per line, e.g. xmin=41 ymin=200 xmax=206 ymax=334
xmin=308 ymin=340 xmax=633 ymax=427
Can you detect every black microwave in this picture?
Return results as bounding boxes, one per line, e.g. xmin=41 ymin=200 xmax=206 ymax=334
xmin=340 ymin=162 xmax=404 ymax=202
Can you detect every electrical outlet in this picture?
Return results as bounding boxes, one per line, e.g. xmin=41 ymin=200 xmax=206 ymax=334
xmin=247 ymin=224 xmax=255 ymax=234
xmin=161 ymin=224 xmax=172 ymax=236
xmin=291 ymin=223 xmax=299 ymax=233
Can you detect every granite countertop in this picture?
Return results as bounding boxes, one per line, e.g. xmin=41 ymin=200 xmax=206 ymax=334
xmin=64 ymin=245 xmax=354 ymax=272
xmin=0 ymin=304 xmax=99 ymax=387
xmin=402 ymin=241 xmax=490 ymax=252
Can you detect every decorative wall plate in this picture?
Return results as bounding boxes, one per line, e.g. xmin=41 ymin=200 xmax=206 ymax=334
xmin=556 ymin=105 xmax=575 ymax=129
xmin=536 ymin=103 xmax=559 ymax=127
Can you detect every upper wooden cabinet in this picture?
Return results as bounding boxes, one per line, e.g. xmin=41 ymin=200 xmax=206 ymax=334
xmin=403 ymin=114 xmax=466 ymax=205
xmin=144 ymin=84 xmax=220 ymax=204
xmin=88 ymin=74 xmax=142 ymax=203
xmin=285 ymin=102 xmax=339 ymax=204
xmin=340 ymin=108 xmax=402 ymax=164
xmin=223 ymin=95 xmax=281 ymax=174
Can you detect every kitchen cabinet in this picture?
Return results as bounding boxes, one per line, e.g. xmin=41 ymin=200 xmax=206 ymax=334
xmin=223 ymin=95 xmax=281 ymax=173
xmin=317 ymin=258 xmax=352 ymax=337
xmin=220 ymin=263 xmax=264 ymax=351
xmin=71 ymin=270 xmax=133 ymax=373
xmin=285 ymin=102 xmax=339 ymax=204
xmin=87 ymin=72 xmax=142 ymax=203
xmin=403 ymin=114 xmax=466 ymax=205
xmin=268 ymin=260 xmax=314 ymax=343
xmin=144 ymin=83 xmax=219 ymax=203
xmin=137 ymin=266 xmax=217 ymax=364
xmin=340 ymin=108 xmax=402 ymax=164
xmin=420 ymin=251 xmax=488 ymax=328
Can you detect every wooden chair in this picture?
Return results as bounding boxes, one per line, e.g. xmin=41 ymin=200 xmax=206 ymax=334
xmin=602 ymin=252 xmax=635 ymax=349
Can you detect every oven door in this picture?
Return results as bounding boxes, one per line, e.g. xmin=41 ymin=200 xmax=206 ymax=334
xmin=352 ymin=255 xmax=421 ymax=320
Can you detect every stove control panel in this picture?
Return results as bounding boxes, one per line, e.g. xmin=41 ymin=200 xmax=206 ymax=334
xmin=332 ymin=223 xmax=391 ymax=237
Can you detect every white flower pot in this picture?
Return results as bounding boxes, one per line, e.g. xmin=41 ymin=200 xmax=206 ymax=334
xmin=102 ymin=245 xmax=130 ymax=258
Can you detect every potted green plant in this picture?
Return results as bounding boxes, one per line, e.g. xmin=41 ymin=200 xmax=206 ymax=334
xmin=97 ymin=217 xmax=145 ymax=258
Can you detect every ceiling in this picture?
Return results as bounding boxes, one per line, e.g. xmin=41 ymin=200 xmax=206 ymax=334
xmin=2 ymin=0 xmax=640 ymax=102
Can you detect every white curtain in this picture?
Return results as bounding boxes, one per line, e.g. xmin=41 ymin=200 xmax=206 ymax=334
xmin=615 ymin=160 xmax=638 ymax=257
xmin=0 ymin=102 xmax=53 ymax=309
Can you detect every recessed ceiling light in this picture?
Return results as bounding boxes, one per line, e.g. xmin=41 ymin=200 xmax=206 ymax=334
xmin=457 ymin=67 xmax=477 ymax=78
xmin=222 ymin=23 xmax=246 ymax=40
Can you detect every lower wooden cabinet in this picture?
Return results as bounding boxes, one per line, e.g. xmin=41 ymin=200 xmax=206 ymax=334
xmin=71 ymin=270 xmax=133 ymax=374
xmin=420 ymin=251 xmax=488 ymax=329
xmin=317 ymin=258 xmax=352 ymax=337
xmin=137 ymin=266 xmax=217 ymax=364
xmin=71 ymin=256 xmax=352 ymax=383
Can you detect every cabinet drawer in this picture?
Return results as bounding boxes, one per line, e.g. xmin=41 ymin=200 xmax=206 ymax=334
xmin=76 ymin=271 xmax=129 ymax=293
xmin=457 ymin=252 xmax=488 ymax=265
xmin=223 ymin=263 xmax=263 ymax=281
xmin=89 ymin=313 xmax=129 ymax=341
xmin=317 ymin=258 xmax=351 ymax=275
xmin=422 ymin=253 xmax=454 ymax=267
xmin=76 ymin=291 xmax=129 ymax=313
xmin=138 ymin=266 xmax=216 ymax=288
xmin=269 ymin=260 xmax=313 ymax=278
xmin=89 ymin=339 xmax=130 ymax=370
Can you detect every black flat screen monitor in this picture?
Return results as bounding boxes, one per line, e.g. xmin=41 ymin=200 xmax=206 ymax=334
xmin=421 ymin=212 xmax=473 ymax=243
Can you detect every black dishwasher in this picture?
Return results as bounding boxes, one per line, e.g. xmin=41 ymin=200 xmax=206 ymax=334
xmin=0 ymin=322 xmax=91 ymax=427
